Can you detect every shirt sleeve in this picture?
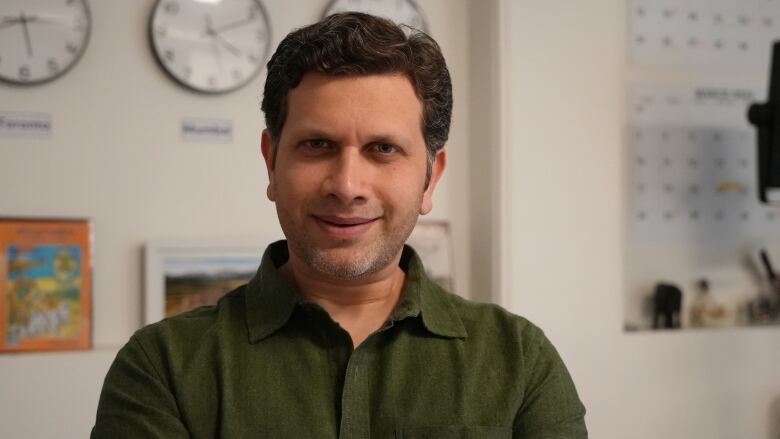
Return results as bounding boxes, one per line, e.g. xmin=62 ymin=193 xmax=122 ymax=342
xmin=512 ymin=327 xmax=588 ymax=439
xmin=91 ymin=335 xmax=190 ymax=439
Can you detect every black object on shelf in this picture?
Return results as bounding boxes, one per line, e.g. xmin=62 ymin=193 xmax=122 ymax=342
xmin=652 ymin=282 xmax=682 ymax=329
xmin=748 ymin=40 xmax=780 ymax=204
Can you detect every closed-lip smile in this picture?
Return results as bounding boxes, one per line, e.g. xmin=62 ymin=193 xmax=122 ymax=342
xmin=315 ymin=215 xmax=376 ymax=226
xmin=312 ymin=215 xmax=378 ymax=238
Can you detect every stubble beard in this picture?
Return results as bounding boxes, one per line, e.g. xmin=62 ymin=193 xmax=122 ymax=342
xmin=278 ymin=203 xmax=421 ymax=281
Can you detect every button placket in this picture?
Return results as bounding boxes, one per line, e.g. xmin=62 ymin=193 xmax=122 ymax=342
xmin=338 ymin=350 xmax=370 ymax=439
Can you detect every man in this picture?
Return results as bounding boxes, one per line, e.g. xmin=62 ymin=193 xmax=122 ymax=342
xmin=92 ymin=12 xmax=587 ymax=438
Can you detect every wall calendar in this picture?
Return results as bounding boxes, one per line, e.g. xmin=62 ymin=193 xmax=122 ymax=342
xmin=629 ymin=85 xmax=780 ymax=241
xmin=630 ymin=0 xmax=780 ymax=69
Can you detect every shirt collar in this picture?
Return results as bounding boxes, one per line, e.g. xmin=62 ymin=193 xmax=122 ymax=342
xmin=245 ymin=240 xmax=467 ymax=343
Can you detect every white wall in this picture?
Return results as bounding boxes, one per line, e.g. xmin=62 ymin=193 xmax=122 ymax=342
xmin=0 ymin=1 xmax=471 ymax=437
xmin=496 ymin=1 xmax=780 ymax=438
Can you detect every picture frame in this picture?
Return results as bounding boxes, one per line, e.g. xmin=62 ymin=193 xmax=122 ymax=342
xmin=144 ymin=240 xmax=267 ymax=325
xmin=406 ymin=220 xmax=454 ymax=292
xmin=0 ymin=217 xmax=93 ymax=353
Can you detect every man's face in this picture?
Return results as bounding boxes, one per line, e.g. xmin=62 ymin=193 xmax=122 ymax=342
xmin=261 ymin=73 xmax=446 ymax=280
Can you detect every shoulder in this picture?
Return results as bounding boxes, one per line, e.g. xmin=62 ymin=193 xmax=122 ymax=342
xmin=444 ymin=290 xmax=547 ymax=348
xmin=430 ymin=288 xmax=560 ymax=376
xmin=130 ymin=285 xmax=248 ymax=365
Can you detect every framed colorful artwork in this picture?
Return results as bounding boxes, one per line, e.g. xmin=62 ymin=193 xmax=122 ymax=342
xmin=144 ymin=240 xmax=265 ymax=324
xmin=0 ymin=218 xmax=93 ymax=353
xmin=406 ymin=220 xmax=454 ymax=292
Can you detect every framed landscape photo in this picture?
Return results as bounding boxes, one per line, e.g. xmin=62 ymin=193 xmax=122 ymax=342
xmin=0 ymin=218 xmax=93 ymax=353
xmin=406 ymin=220 xmax=454 ymax=292
xmin=144 ymin=241 xmax=265 ymax=324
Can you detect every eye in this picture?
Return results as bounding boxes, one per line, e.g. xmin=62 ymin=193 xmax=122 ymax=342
xmin=373 ymin=143 xmax=397 ymax=154
xmin=304 ymin=139 xmax=330 ymax=150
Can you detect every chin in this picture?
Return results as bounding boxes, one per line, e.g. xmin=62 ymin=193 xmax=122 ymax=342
xmin=306 ymin=247 xmax=386 ymax=279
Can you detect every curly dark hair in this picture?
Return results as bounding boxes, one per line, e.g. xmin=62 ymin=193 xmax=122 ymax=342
xmin=261 ymin=12 xmax=452 ymax=185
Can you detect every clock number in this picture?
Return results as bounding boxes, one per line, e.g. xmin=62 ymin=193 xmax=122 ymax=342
xmin=19 ymin=65 xmax=31 ymax=80
xmin=256 ymin=28 xmax=266 ymax=42
xmin=232 ymin=69 xmax=242 ymax=81
xmin=249 ymin=5 xmax=260 ymax=19
xmin=65 ymin=43 xmax=79 ymax=54
xmin=164 ymin=50 xmax=175 ymax=62
xmin=66 ymin=0 xmax=77 ymax=5
xmin=182 ymin=66 xmax=192 ymax=79
xmin=47 ymin=59 xmax=59 ymax=74
xmin=156 ymin=26 xmax=167 ymax=38
xmin=208 ymin=76 xmax=217 ymax=88
xmin=248 ymin=54 xmax=260 ymax=64
xmin=164 ymin=1 xmax=180 ymax=15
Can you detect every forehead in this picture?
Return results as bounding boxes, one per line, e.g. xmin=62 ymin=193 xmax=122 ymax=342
xmin=281 ymin=73 xmax=424 ymax=144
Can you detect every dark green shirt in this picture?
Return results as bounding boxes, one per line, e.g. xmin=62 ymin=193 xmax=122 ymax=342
xmin=92 ymin=241 xmax=586 ymax=438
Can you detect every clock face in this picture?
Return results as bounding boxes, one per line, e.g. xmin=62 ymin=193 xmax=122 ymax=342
xmin=324 ymin=0 xmax=428 ymax=33
xmin=150 ymin=0 xmax=272 ymax=94
xmin=0 ymin=0 xmax=91 ymax=85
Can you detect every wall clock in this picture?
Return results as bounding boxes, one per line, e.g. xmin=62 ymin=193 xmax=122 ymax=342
xmin=323 ymin=0 xmax=428 ymax=33
xmin=149 ymin=0 xmax=272 ymax=94
xmin=0 ymin=0 xmax=91 ymax=85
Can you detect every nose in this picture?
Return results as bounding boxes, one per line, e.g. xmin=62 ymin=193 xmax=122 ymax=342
xmin=321 ymin=147 xmax=368 ymax=204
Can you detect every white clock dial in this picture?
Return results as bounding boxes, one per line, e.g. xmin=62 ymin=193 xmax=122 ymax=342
xmin=150 ymin=0 xmax=272 ymax=94
xmin=0 ymin=0 xmax=91 ymax=85
xmin=324 ymin=0 xmax=428 ymax=33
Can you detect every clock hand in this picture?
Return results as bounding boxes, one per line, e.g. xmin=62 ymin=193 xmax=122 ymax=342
xmin=212 ymin=31 xmax=241 ymax=57
xmin=206 ymin=15 xmax=224 ymax=75
xmin=26 ymin=15 xmax=61 ymax=26
xmin=0 ymin=17 xmax=21 ymax=30
xmin=20 ymin=11 xmax=33 ymax=57
xmin=212 ymin=16 xmax=256 ymax=34
xmin=212 ymin=38 xmax=224 ymax=75
xmin=204 ymin=15 xmax=241 ymax=57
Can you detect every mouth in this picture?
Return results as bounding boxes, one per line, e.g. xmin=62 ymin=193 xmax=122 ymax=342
xmin=312 ymin=215 xmax=378 ymax=239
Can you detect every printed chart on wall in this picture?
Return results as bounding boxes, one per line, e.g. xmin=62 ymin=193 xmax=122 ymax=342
xmin=0 ymin=219 xmax=92 ymax=352
xmin=629 ymin=85 xmax=780 ymax=242
xmin=629 ymin=0 xmax=780 ymax=70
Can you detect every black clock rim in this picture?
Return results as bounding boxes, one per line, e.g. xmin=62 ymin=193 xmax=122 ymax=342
xmin=148 ymin=0 xmax=272 ymax=95
xmin=0 ymin=0 xmax=92 ymax=87
xmin=322 ymin=0 xmax=429 ymax=34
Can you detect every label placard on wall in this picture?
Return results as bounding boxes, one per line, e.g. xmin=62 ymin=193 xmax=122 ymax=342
xmin=181 ymin=118 xmax=233 ymax=144
xmin=0 ymin=112 xmax=52 ymax=138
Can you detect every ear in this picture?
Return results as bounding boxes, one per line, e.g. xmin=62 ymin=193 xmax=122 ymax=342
xmin=261 ymin=129 xmax=276 ymax=202
xmin=420 ymin=148 xmax=447 ymax=215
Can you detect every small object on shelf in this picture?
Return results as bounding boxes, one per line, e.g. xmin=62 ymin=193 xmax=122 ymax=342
xmin=688 ymin=277 xmax=728 ymax=328
xmin=689 ymin=278 xmax=710 ymax=328
xmin=652 ymin=282 xmax=682 ymax=329
xmin=749 ymin=248 xmax=780 ymax=323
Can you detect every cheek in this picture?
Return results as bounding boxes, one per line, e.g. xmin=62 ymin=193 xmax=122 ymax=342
xmin=381 ymin=172 xmax=426 ymax=210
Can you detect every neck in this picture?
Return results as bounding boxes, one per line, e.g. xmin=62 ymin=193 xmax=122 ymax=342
xmin=278 ymin=249 xmax=407 ymax=347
